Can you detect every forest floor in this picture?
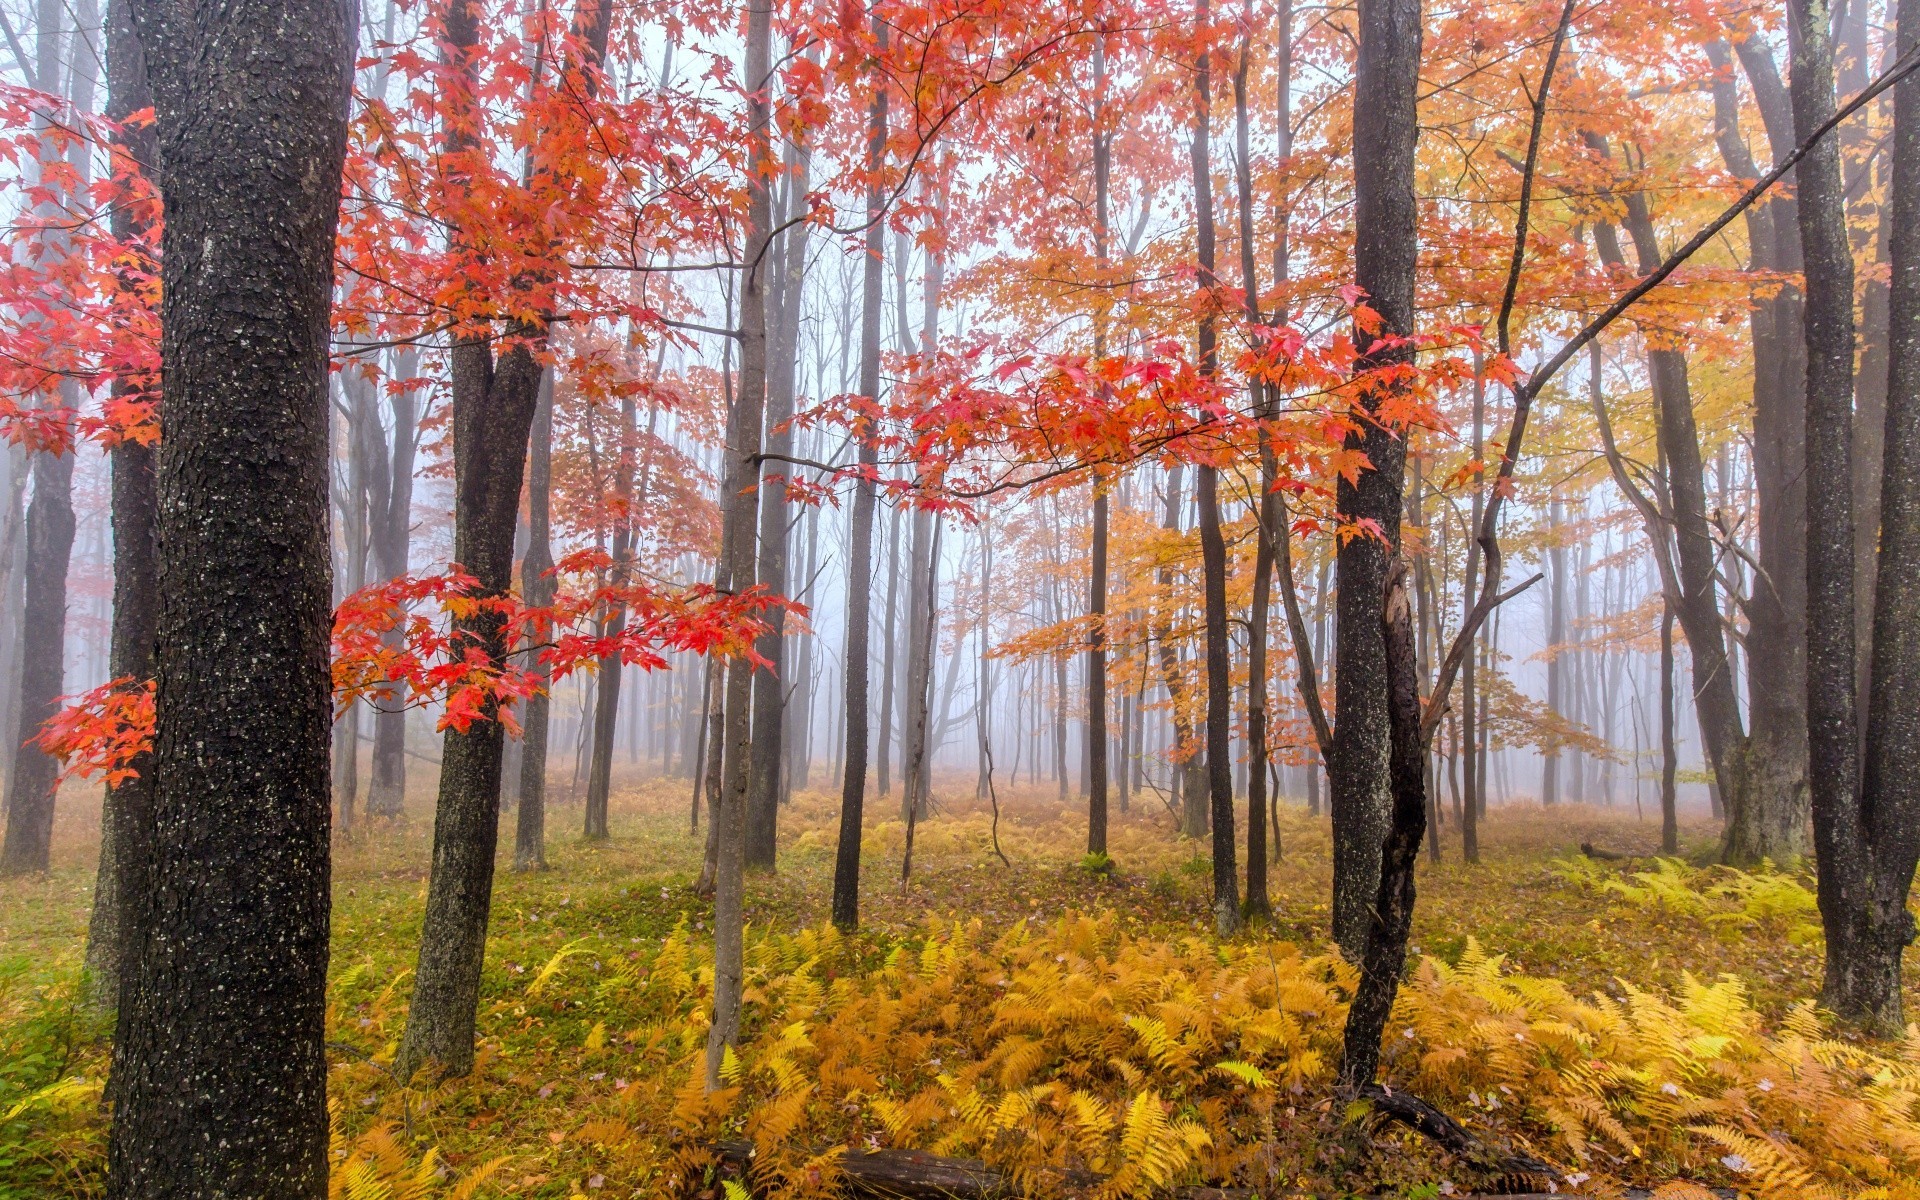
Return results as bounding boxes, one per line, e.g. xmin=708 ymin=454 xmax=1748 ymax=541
xmin=1 ymin=769 xmax=1915 ymax=1199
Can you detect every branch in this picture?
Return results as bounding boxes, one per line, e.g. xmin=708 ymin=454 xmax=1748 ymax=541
xmin=1494 ymin=0 xmax=1578 ymax=360
xmin=1425 ymin=36 xmax=1920 ymax=739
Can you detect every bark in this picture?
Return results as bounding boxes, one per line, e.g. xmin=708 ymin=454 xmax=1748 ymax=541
xmin=105 ymin=0 xmax=351 ymax=1185
xmin=707 ymin=0 xmax=773 ymax=1088
xmin=0 ymin=0 xmax=79 ymax=878
xmin=902 ymin=506 xmax=935 ymax=821
xmin=1788 ymin=0 xmax=1869 ymax=1025
xmin=1190 ymin=1 xmax=1238 ymax=934
xmin=82 ymin=0 xmax=156 ymax=1007
xmin=583 ymin=383 xmax=636 ymax=841
xmin=747 ymin=126 xmax=813 ymax=868
xmin=1152 ymin=466 xmax=1207 ymax=833
xmin=1661 ymin=599 xmax=1678 ymax=855
xmin=1716 ymin=37 xmax=1811 ymax=866
xmin=401 ymin=0 xmax=614 ymax=1075
xmin=1332 ymin=0 xmax=1421 ymax=955
xmin=331 ymin=365 xmax=379 ymax=834
xmin=832 ymin=124 xmax=883 ymax=919
xmin=1460 ymin=362 xmax=1484 ymax=863
xmin=1087 ymin=45 xmax=1111 ymax=857
xmin=366 ymin=352 xmax=418 ymax=818
xmin=1542 ymin=501 xmax=1565 ymax=806
xmin=1837 ymin=0 xmax=1920 ymax=1031
xmin=1613 ymin=187 xmax=1751 ymax=830
xmin=515 ymin=369 xmax=556 ymax=872
xmin=1234 ymin=29 xmax=1272 ymax=917
xmin=877 ymin=502 xmax=900 ymax=797
xmin=1338 ymin=561 xmax=1425 ymax=1087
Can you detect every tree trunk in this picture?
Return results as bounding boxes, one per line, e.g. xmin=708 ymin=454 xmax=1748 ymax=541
xmin=747 ymin=128 xmax=813 ymax=868
xmin=82 ymin=0 xmax=156 ymax=1008
xmin=0 ymin=0 xmax=80 ymax=878
xmin=1234 ymin=24 xmax=1276 ymax=917
xmin=1086 ymin=71 xmax=1110 ymax=849
xmin=1661 ymin=598 xmax=1678 ymax=855
xmin=400 ymin=0 xmax=613 ymax=1076
xmin=1331 ymin=0 xmax=1420 ymax=954
xmin=366 ymin=349 xmax=420 ymax=819
xmin=1336 ymin=0 xmax=1428 ymax=925
xmin=105 ymin=0 xmax=350 ymax=1185
xmin=877 ymin=501 xmax=900 ymax=797
xmin=516 ymin=370 xmax=556 ymax=871
xmin=706 ymin=0 xmax=773 ymax=1089
xmin=1719 ymin=37 xmax=1811 ymax=866
xmin=832 ymin=80 xmax=883 ymax=918
xmin=1189 ymin=0 xmax=1238 ymax=935
xmin=1542 ymin=500 xmax=1565 ymax=806
xmin=1788 ymin=0 xmax=1871 ymax=1026
xmin=583 ymin=384 xmax=636 ymax=841
xmin=1838 ymin=0 xmax=1920 ymax=1032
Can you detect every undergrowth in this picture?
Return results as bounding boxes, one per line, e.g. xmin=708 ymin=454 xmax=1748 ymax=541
xmin=2 ymin=775 xmax=1916 ymax=1198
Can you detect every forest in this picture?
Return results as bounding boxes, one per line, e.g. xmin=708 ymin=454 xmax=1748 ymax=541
xmin=0 ymin=0 xmax=1917 ymax=1195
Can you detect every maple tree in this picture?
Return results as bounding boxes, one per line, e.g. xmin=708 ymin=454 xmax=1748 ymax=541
xmin=1 ymin=0 xmax=1919 ymax=1194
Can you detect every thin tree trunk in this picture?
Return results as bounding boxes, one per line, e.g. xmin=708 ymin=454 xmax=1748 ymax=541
xmin=706 ymin=0 xmax=774 ymax=1090
xmin=830 ymin=15 xmax=887 ymax=931
xmin=82 ymin=0 xmax=156 ymax=1008
xmin=1661 ymin=599 xmax=1678 ymax=855
xmin=746 ymin=128 xmax=813 ymax=867
xmin=105 ymin=0 xmax=350 ymax=1184
xmin=583 ymin=385 xmax=638 ymax=840
xmin=515 ymin=370 xmax=556 ymax=870
xmin=1190 ymin=0 xmax=1239 ymax=935
xmin=0 ymin=0 xmax=80 ymax=878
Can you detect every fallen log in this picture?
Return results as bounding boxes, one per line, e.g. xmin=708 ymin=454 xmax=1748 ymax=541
xmin=707 ymin=1140 xmax=1729 ymax=1199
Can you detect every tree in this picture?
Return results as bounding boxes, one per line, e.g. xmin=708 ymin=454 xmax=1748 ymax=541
xmin=0 ymin=0 xmax=82 ymax=877
xmin=706 ymin=0 xmax=775 ymax=1089
xmin=1330 ymin=0 xmax=1420 ymax=958
xmin=104 ymin=0 xmax=353 ymax=1188
xmin=1190 ymin=0 xmax=1239 ymax=937
xmin=1825 ymin=0 xmax=1920 ymax=1031
xmin=830 ymin=10 xmax=889 ymax=932
xmin=80 ymin=0 xmax=157 ymax=1012
xmin=399 ymin=0 xmax=616 ymax=1079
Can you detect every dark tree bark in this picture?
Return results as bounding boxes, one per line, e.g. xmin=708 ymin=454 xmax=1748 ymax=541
xmin=105 ymin=0 xmax=352 ymax=1186
xmin=1338 ymin=560 xmax=1425 ymax=1088
xmin=1234 ymin=28 xmax=1274 ymax=917
xmin=1191 ymin=0 xmax=1238 ymax=935
xmin=515 ymin=370 xmax=555 ymax=871
xmin=82 ymin=0 xmax=157 ymax=1008
xmin=1837 ymin=0 xmax=1920 ymax=1032
xmin=1332 ymin=0 xmax=1421 ymax=955
xmin=1788 ymin=0 xmax=1869 ymax=1025
xmin=831 ymin=35 xmax=886 ymax=927
xmin=401 ymin=0 xmax=614 ymax=1077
